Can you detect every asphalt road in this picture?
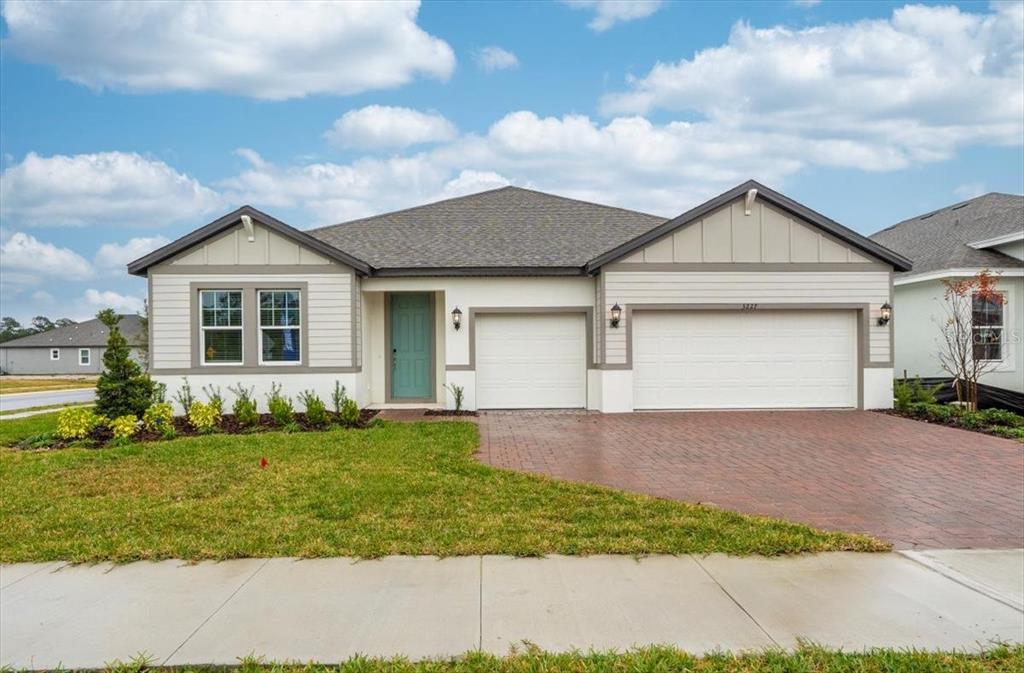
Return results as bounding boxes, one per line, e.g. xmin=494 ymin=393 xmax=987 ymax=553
xmin=0 ymin=388 xmax=96 ymax=412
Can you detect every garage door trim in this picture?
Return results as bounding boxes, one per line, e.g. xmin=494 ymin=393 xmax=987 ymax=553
xmin=614 ymin=302 xmax=871 ymax=409
xmin=446 ymin=306 xmax=595 ymax=372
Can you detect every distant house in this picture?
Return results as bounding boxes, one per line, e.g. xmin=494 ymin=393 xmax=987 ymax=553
xmin=871 ymin=193 xmax=1023 ymax=393
xmin=0 ymin=315 xmax=144 ymax=376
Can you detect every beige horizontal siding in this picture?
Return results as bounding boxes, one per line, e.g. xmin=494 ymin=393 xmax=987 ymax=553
xmin=603 ymin=271 xmax=892 ymax=365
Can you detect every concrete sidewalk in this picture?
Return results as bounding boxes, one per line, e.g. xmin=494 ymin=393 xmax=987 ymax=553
xmin=2 ymin=551 xmax=1022 ymax=669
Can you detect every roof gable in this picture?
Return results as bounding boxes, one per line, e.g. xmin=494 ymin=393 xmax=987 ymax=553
xmin=587 ymin=180 xmax=912 ymax=272
xmin=1 ymin=315 xmax=142 ymax=348
xmin=128 ymin=206 xmax=372 ymax=276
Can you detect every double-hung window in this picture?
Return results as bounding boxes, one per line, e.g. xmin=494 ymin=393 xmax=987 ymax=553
xmin=79 ymin=348 xmax=90 ymax=366
xmin=259 ymin=290 xmax=301 ymax=364
xmin=50 ymin=348 xmax=60 ymax=361
xmin=972 ymin=292 xmax=1005 ymax=362
xmin=201 ymin=290 xmax=243 ymax=365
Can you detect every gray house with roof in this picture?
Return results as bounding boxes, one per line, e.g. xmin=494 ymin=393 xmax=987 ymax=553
xmin=871 ymin=193 xmax=1023 ymax=393
xmin=129 ymin=180 xmax=910 ymax=413
xmin=0 ymin=315 xmax=144 ymax=376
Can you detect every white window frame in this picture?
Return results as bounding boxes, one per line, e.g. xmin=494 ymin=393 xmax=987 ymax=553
xmin=78 ymin=348 xmax=90 ymax=366
xmin=258 ymin=289 xmax=302 ymax=366
xmin=200 ymin=289 xmax=244 ymax=366
xmin=972 ymin=290 xmax=1006 ymax=364
xmin=50 ymin=348 xmax=60 ymax=361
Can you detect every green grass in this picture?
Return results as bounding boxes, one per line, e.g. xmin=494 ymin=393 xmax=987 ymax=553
xmin=0 ymin=421 xmax=886 ymax=563
xmin=98 ymin=643 xmax=1024 ymax=673
xmin=0 ymin=410 xmax=60 ymax=446
xmin=0 ymin=377 xmax=96 ymax=394
xmin=0 ymin=402 xmax=92 ymax=417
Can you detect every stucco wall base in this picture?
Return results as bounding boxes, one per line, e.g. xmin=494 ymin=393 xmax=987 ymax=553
xmin=596 ymin=369 xmax=634 ymax=413
xmin=863 ymin=368 xmax=894 ymax=409
xmin=154 ymin=372 xmax=363 ymax=416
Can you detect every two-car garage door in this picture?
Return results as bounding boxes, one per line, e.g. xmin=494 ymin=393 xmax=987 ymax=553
xmin=633 ymin=310 xmax=858 ymax=409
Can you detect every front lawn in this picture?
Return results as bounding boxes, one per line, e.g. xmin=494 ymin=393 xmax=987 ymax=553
xmin=0 ymin=422 xmax=885 ymax=562
xmin=0 ymin=410 xmax=61 ymax=446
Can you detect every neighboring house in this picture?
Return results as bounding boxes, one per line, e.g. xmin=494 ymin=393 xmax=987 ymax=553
xmin=871 ymin=193 xmax=1024 ymax=394
xmin=0 ymin=315 xmax=144 ymax=375
xmin=128 ymin=180 xmax=910 ymax=412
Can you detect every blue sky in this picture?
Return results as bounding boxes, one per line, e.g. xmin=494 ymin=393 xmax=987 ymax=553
xmin=1 ymin=0 xmax=1022 ymax=324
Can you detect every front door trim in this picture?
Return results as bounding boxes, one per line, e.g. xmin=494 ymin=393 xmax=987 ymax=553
xmin=384 ymin=292 xmax=436 ymax=403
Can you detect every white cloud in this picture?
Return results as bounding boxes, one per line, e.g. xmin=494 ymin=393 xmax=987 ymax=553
xmin=564 ymin=0 xmax=663 ymax=32
xmin=437 ymin=170 xmax=512 ymax=200
xmin=1 ymin=1 xmax=454 ymax=100
xmin=324 ymin=106 xmax=458 ymax=150
xmin=791 ymin=0 xmax=821 ymax=7
xmin=31 ymin=290 xmax=55 ymax=304
xmin=476 ymin=46 xmax=520 ymax=72
xmin=0 ymin=232 xmax=94 ymax=280
xmin=84 ymin=289 xmax=145 ymax=315
xmin=600 ymin=4 xmax=1023 ymax=170
xmin=953 ymin=182 xmax=986 ymax=199
xmin=0 ymin=152 xmax=221 ymax=228
xmin=95 ymin=236 xmax=172 ymax=271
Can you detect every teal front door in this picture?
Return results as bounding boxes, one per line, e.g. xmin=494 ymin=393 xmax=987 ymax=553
xmin=389 ymin=293 xmax=433 ymax=400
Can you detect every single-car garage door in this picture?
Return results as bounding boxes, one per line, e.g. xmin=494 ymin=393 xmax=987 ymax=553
xmin=633 ymin=310 xmax=857 ymax=409
xmin=476 ymin=313 xmax=587 ymax=409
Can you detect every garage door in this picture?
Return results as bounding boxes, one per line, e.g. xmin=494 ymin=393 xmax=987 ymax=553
xmin=476 ymin=313 xmax=587 ymax=409
xmin=633 ymin=310 xmax=857 ymax=409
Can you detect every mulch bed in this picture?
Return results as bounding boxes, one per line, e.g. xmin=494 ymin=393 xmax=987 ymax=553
xmin=424 ymin=409 xmax=478 ymax=417
xmin=875 ymin=409 xmax=1021 ymax=441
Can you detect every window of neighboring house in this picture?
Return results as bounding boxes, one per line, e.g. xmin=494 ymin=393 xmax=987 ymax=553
xmin=50 ymin=348 xmax=60 ymax=361
xmin=79 ymin=348 xmax=90 ymax=366
xmin=258 ymin=289 xmax=301 ymax=364
xmin=972 ymin=292 xmax=1005 ymax=361
xmin=200 ymin=290 xmax=243 ymax=365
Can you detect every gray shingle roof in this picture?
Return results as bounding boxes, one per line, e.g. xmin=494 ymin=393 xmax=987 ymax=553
xmin=0 ymin=315 xmax=143 ymax=348
xmin=307 ymin=186 xmax=668 ymax=271
xmin=870 ymin=193 xmax=1023 ymax=275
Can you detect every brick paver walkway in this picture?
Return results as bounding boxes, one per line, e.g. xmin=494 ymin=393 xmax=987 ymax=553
xmin=477 ymin=410 xmax=1024 ymax=549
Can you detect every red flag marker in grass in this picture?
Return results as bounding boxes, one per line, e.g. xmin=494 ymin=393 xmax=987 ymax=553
xmin=259 ymin=457 xmax=268 ymax=469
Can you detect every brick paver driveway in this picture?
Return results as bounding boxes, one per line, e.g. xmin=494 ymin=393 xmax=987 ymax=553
xmin=477 ymin=410 xmax=1024 ymax=549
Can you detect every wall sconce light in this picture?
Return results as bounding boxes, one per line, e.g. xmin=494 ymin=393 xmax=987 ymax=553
xmin=610 ymin=303 xmax=622 ymax=328
xmin=452 ymin=306 xmax=463 ymax=330
xmin=878 ymin=302 xmax=892 ymax=326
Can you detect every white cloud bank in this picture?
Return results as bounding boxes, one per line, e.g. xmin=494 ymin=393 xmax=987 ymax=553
xmin=94 ymin=236 xmax=172 ymax=271
xmin=0 ymin=232 xmax=94 ymax=281
xmin=0 ymin=152 xmax=222 ymax=228
xmin=84 ymin=289 xmax=145 ymax=314
xmin=1 ymin=0 xmax=455 ymax=100
xmin=564 ymin=0 xmax=664 ymax=32
xmin=476 ymin=46 xmax=520 ymax=72
xmin=324 ymin=106 xmax=458 ymax=150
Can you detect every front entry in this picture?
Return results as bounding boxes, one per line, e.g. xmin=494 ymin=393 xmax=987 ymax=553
xmin=388 ymin=293 xmax=434 ymax=400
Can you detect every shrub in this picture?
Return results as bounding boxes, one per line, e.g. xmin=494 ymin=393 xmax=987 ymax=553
xmin=110 ymin=414 xmax=139 ymax=442
xmin=143 ymin=402 xmax=174 ymax=434
xmin=56 ymin=407 xmax=101 ymax=440
xmin=228 ymin=384 xmax=259 ymax=428
xmin=893 ymin=377 xmax=943 ymax=411
xmin=174 ymin=378 xmax=195 ymax=415
xmin=990 ymin=426 xmax=1024 ymax=441
xmin=16 ymin=432 xmax=58 ymax=450
xmin=339 ymin=397 xmax=360 ymax=427
xmin=202 ymin=385 xmax=224 ymax=416
xmin=95 ymin=308 xmax=155 ymax=419
xmin=959 ymin=411 xmax=984 ymax=429
xmin=978 ymin=408 xmax=1024 ymax=428
xmin=266 ymin=383 xmax=294 ymax=426
xmin=331 ymin=381 xmax=348 ymax=417
xmin=923 ymin=404 xmax=957 ymax=424
xmin=445 ymin=383 xmax=465 ymax=412
xmin=298 ymin=390 xmax=329 ymax=428
xmin=188 ymin=400 xmax=220 ymax=433
xmin=153 ymin=382 xmax=167 ymax=404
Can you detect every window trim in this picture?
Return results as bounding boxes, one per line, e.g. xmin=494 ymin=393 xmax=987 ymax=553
xmin=199 ymin=289 xmax=244 ymax=366
xmin=50 ymin=348 xmax=60 ymax=361
xmin=972 ymin=290 xmax=1006 ymax=363
xmin=78 ymin=348 xmax=91 ymax=366
xmin=257 ymin=289 xmax=303 ymax=366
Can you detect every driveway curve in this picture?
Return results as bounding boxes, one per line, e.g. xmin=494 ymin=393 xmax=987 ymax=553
xmin=477 ymin=410 xmax=1024 ymax=550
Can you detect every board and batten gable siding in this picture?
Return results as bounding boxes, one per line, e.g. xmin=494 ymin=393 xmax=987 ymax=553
xmin=148 ymin=222 xmax=359 ymax=372
xmin=601 ymin=197 xmax=893 ymax=367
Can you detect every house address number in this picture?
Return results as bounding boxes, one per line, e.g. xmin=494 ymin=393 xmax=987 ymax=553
xmin=741 ymin=303 xmax=759 ymax=310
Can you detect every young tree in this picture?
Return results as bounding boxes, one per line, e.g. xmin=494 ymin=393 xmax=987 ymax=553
xmin=95 ymin=309 xmax=155 ymax=418
xmin=935 ymin=269 xmax=1005 ymax=410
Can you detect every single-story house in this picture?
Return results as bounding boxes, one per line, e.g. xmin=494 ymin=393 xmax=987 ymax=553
xmin=0 ymin=315 xmax=144 ymax=375
xmin=871 ymin=193 xmax=1023 ymax=393
xmin=128 ymin=180 xmax=911 ymax=413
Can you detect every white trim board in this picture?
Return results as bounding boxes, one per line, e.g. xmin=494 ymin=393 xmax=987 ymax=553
xmin=969 ymin=232 xmax=1024 ymax=249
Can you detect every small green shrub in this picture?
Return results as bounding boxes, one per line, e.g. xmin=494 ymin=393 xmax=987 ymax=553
xmin=924 ymin=404 xmax=957 ymax=424
xmin=990 ymin=426 xmax=1024 ymax=441
xmin=298 ymin=390 xmax=329 ymax=428
xmin=266 ymin=383 xmax=294 ymax=426
xmin=228 ymin=384 xmax=259 ymax=428
xmin=188 ymin=400 xmax=220 ymax=433
xmin=893 ymin=377 xmax=943 ymax=410
xmin=202 ymin=384 xmax=224 ymax=416
xmin=142 ymin=402 xmax=174 ymax=433
xmin=331 ymin=381 xmax=348 ymax=416
xmin=56 ymin=407 xmax=101 ymax=440
xmin=94 ymin=308 xmax=155 ymax=419
xmin=174 ymin=378 xmax=195 ymax=415
xmin=16 ymin=432 xmax=58 ymax=450
xmin=959 ymin=411 xmax=984 ymax=429
xmin=110 ymin=414 xmax=139 ymax=442
xmin=339 ymin=397 xmax=360 ymax=427
xmin=978 ymin=408 xmax=1024 ymax=428
xmin=445 ymin=383 xmax=465 ymax=412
